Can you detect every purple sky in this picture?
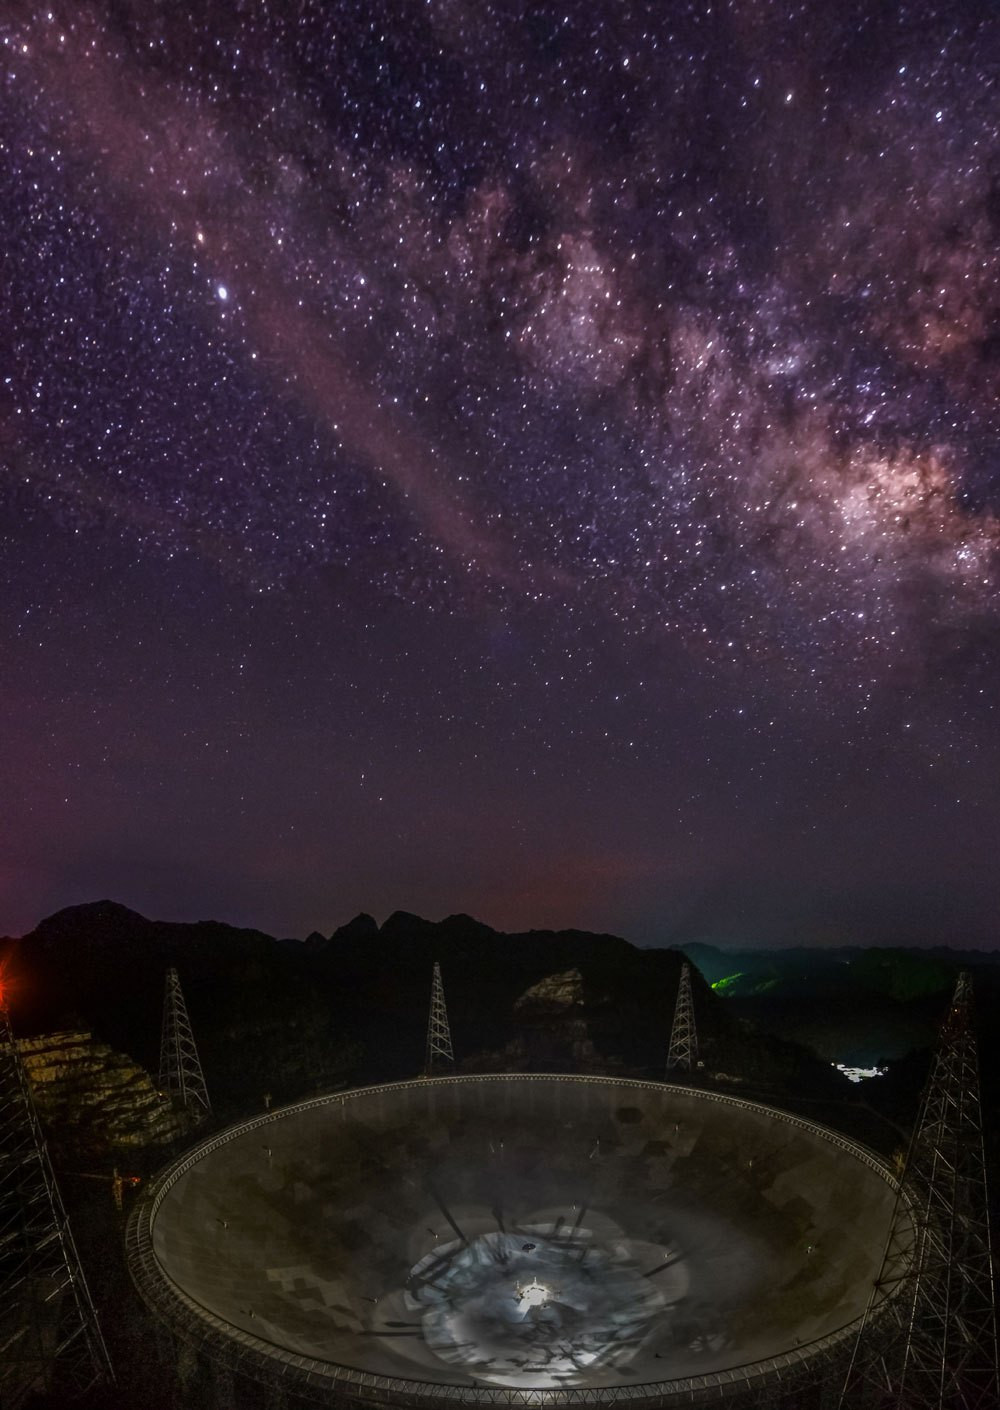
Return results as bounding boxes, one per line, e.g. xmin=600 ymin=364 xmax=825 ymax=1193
xmin=3 ymin=2 xmax=1000 ymax=948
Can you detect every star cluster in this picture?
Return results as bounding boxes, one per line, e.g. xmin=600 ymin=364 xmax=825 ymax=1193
xmin=2 ymin=2 xmax=999 ymax=945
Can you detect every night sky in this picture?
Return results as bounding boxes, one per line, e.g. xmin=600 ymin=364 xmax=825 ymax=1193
xmin=3 ymin=1 xmax=1000 ymax=948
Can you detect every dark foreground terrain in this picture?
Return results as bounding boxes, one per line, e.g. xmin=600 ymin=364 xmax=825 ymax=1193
xmin=1 ymin=902 xmax=997 ymax=1409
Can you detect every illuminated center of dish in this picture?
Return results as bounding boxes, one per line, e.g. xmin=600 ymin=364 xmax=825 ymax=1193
xmin=517 ymin=1278 xmax=549 ymax=1308
xmin=402 ymin=1225 xmax=686 ymax=1388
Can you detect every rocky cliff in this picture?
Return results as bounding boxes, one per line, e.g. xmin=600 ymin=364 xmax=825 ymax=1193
xmin=18 ymin=1030 xmax=189 ymax=1154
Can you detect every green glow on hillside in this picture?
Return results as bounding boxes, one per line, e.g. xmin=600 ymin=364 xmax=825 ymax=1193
xmin=710 ymin=971 xmax=745 ymax=993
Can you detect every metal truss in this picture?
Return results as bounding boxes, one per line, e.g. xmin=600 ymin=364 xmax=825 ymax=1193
xmin=425 ymin=961 xmax=455 ymax=1074
xmin=666 ymin=961 xmax=698 ymax=1074
xmin=159 ymin=965 xmax=212 ymax=1118
xmin=0 ymin=998 xmax=114 ymax=1406
xmin=839 ymin=971 xmax=999 ymax=1409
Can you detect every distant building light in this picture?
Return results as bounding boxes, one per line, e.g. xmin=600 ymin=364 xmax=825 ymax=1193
xmin=833 ymin=1063 xmax=887 ymax=1084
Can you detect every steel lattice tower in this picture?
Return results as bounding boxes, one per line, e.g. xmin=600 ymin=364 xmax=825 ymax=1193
xmin=425 ymin=961 xmax=455 ymax=1074
xmin=838 ymin=970 xmax=998 ymax=1410
xmin=159 ymin=966 xmax=211 ymax=1117
xmin=665 ymin=961 xmax=698 ymax=1074
xmin=0 ymin=996 xmax=114 ymax=1407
